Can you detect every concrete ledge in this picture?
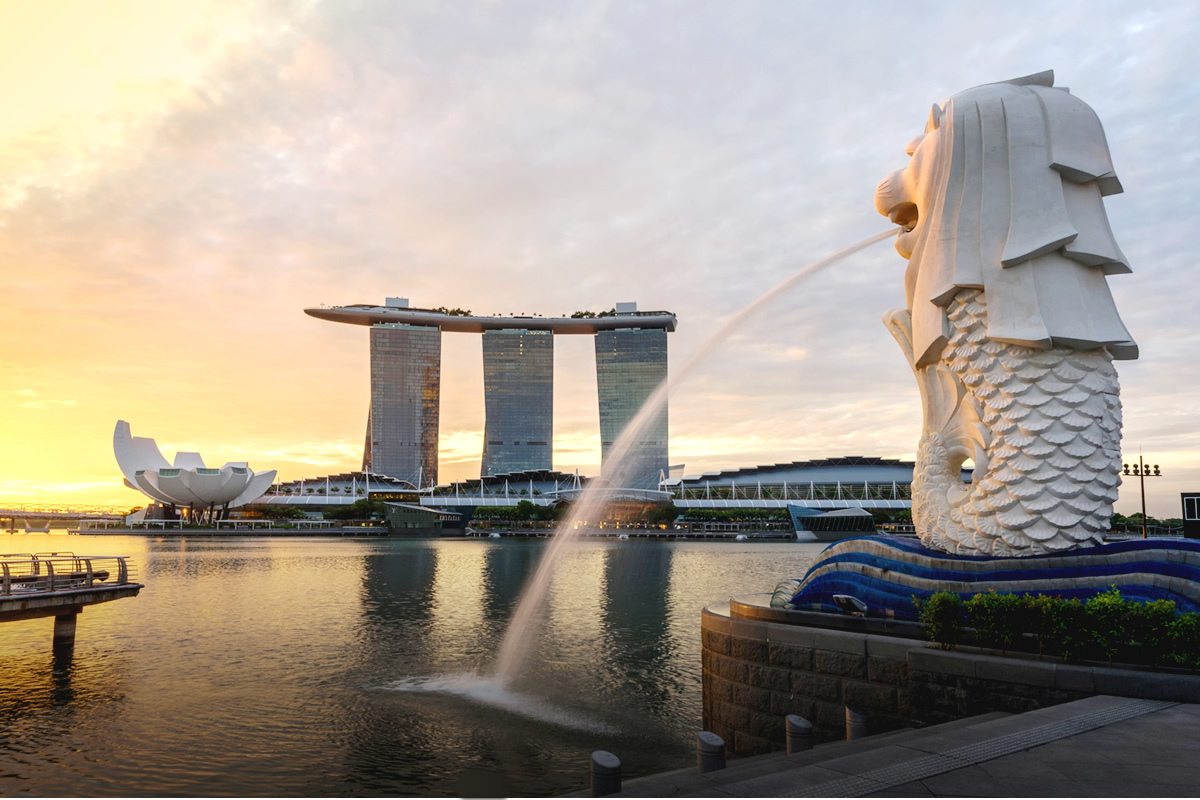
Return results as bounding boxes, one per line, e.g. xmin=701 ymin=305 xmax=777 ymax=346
xmin=702 ymin=604 xmax=734 ymax=635
xmin=1094 ymin=667 xmax=1200 ymax=702
xmin=727 ymin=615 xmax=769 ymax=641
xmin=729 ymin=595 xmax=926 ymax=640
xmin=1054 ymin=664 xmax=1096 ymax=694
xmin=866 ymin=633 xmax=927 ymax=661
xmin=908 ymin=647 xmax=976 ymax=678
xmin=975 ymin=654 xmax=1056 ymax=688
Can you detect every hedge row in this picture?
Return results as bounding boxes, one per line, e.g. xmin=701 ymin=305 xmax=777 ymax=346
xmin=913 ymin=588 xmax=1200 ymax=669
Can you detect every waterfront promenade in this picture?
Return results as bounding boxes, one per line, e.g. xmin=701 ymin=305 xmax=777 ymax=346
xmin=592 ymin=694 xmax=1200 ymax=797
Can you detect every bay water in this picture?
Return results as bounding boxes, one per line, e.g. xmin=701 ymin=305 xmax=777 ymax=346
xmin=0 ymin=532 xmax=822 ymax=796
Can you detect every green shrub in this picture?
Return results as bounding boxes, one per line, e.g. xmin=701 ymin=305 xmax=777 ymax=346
xmin=1085 ymin=587 xmax=1132 ymax=665
xmin=1127 ymin=599 xmax=1177 ymax=667
xmin=1046 ymin=597 xmax=1090 ymax=663
xmin=915 ymin=586 xmax=1200 ymax=670
xmin=1019 ymin=593 xmax=1058 ymax=659
xmin=1168 ymin=614 xmax=1200 ymax=669
xmin=964 ymin=591 xmax=1025 ymax=653
xmin=913 ymin=592 xmax=965 ymax=650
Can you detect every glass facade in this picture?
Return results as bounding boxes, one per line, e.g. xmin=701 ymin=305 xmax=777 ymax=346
xmin=481 ymin=329 xmax=553 ymax=477
xmin=595 ymin=328 xmax=668 ymax=489
xmin=367 ymin=324 xmax=441 ymax=486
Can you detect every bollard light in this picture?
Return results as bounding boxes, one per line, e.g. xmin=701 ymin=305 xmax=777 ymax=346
xmin=846 ymin=706 xmax=869 ymax=740
xmin=696 ymin=731 xmax=726 ymax=774
xmin=590 ymin=750 xmax=621 ymax=797
xmin=786 ymin=715 xmax=813 ymax=753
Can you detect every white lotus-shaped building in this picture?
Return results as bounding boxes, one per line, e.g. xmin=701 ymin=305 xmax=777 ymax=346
xmin=114 ymin=421 xmax=277 ymax=515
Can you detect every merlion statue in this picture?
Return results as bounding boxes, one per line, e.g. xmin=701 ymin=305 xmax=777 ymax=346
xmin=875 ymin=70 xmax=1137 ymax=556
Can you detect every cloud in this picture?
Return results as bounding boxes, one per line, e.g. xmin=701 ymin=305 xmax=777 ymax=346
xmin=21 ymin=399 xmax=76 ymax=410
xmin=1 ymin=0 xmax=1198 ymax=517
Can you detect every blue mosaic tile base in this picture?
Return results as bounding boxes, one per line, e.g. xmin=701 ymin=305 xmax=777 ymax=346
xmin=778 ymin=536 xmax=1200 ymax=620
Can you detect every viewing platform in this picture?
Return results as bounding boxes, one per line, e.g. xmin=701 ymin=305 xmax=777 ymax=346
xmin=0 ymin=552 xmax=143 ymax=646
xmin=577 ymin=695 xmax=1200 ymax=797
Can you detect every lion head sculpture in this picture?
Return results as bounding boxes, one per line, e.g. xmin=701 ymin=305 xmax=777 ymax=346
xmin=874 ymin=70 xmax=1137 ymax=367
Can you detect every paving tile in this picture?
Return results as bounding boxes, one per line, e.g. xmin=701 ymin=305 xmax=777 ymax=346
xmin=1023 ymin=758 xmax=1193 ymax=786
xmin=1021 ymin=739 xmax=1125 ymax=764
xmin=864 ymin=780 xmax=933 ymax=797
xmin=1053 ymin=741 xmax=1195 ymax=767
xmin=918 ymin=765 xmax=1015 ymax=797
xmin=1166 ymin=703 xmax=1200 ymax=719
xmin=976 ymin=752 xmax=1069 ymax=782
xmin=809 ymin=744 xmax=955 ymax=778
xmin=710 ymin=764 xmax=853 ymax=797
xmin=987 ymin=776 xmax=1178 ymax=798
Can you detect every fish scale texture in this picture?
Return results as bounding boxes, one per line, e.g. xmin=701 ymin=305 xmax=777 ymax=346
xmin=916 ymin=289 xmax=1123 ymax=556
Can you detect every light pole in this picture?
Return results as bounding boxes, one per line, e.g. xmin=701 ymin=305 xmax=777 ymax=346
xmin=1123 ymin=456 xmax=1163 ymax=539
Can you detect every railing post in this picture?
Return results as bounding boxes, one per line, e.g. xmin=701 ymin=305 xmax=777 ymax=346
xmin=1 ymin=562 xmax=8 ymax=595
xmin=46 ymin=561 xmax=55 ymax=591
xmin=85 ymin=559 xmax=94 ymax=587
xmin=118 ymin=557 xmax=128 ymax=585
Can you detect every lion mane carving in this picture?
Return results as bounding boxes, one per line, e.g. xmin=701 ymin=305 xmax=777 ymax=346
xmin=875 ymin=70 xmax=1137 ymax=556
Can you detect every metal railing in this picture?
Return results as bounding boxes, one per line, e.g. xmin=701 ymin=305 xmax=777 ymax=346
xmin=671 ymin=482 xmax=915 ymax=502
xmin=0 ymin=503 xmax=127 ymax=518
xmin=0 ymin=552 xmax=138 ymax=596
xmin=76 ymin=519 xmax=186 ymax=530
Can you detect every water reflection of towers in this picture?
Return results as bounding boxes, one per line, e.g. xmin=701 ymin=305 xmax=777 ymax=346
xmin=601 ymin=543 xmax=676 ymax=716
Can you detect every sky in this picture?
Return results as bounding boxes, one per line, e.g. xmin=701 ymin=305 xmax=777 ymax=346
xmin=1 ymin=0 xmax=1196 ymax=518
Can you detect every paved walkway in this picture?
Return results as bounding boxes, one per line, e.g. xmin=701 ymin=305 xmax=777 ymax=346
xmin=599 ymin=696 xmax=1200 ymax=797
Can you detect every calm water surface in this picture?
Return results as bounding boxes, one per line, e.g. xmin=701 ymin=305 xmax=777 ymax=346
xmin=0 ymin=533 xmax=822 ymax=796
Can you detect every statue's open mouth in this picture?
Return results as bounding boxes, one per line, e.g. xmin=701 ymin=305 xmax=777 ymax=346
xmin=889 ymin=202 xmax=918 ymax=233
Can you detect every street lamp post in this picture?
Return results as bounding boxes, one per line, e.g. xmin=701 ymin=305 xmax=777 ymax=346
xmin=1122 ymin=456 xmax=1163 ymax=539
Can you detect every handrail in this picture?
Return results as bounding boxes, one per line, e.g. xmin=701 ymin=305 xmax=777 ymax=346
xmin=0 ymin=554 xmax=137 ymax=596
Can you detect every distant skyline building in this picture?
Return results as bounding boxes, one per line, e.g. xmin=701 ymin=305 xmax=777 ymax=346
xmin=366 ymin=322 xmax=441 ymax=486
xmin=113 ymin=421 xmax=276 ymax=521
xmin=596 ymin=327 xmax=669 ymax=489
xmin=482 ymin=329 xmax=554 ymax=476
xmin=306 ymin=299 xmax=676 ymax=488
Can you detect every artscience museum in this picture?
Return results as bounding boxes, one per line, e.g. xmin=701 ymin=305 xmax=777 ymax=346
xmin=114 ymin=420 xmax=277 ymax=521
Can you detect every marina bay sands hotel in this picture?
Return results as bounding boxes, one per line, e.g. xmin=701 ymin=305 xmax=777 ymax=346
xmin=305 ymin=299 xmax=676 ymax=489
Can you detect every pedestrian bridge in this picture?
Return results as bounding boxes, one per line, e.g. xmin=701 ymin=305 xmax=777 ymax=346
xmin=1 ymin=504 xmax=125 ymax=530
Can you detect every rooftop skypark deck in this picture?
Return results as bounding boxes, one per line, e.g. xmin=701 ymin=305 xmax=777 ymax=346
xmin=303 ymin=304 xmax=677 ymax=333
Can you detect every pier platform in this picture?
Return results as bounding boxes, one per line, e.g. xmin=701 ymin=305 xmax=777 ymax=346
xmin=586 ymin=695 xmax=1200 ymax=797
xmin=0 ymin=553 xmax=142 ymax=646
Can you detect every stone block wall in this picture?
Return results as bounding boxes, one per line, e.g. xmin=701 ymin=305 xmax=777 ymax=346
xmin=702 ymin=603 xmax=1200 ymax=758
xmin=702 ymin=607 xmax=912 ymax=755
